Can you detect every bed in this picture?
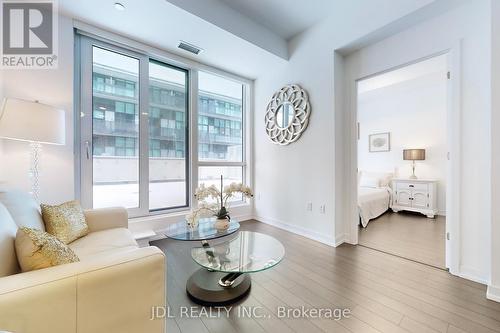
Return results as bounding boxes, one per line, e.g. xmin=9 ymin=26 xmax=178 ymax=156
xmin=358 ymin=186 xmax=392 ymax=227
xmin=358 ymin=171 xmax=393 ymax=227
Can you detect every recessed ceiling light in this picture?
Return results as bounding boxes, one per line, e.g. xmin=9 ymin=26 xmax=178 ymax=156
xmin=114 ymin=2 xmax=125 ymax=11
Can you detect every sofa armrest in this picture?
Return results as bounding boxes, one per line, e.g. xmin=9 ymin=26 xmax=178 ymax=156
xmin=84 ymin=207 xmax=128 ymax=232
xmin=0 ymin=246 xmax=166 ymax=333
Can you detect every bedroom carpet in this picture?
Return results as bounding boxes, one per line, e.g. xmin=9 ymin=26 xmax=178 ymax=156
xmin=358 ymin=211 xmax=446 ymax=269
xmin=152 ymin=219 xmax=500 ymax=333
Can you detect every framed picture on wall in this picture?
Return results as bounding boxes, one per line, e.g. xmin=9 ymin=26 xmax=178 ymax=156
xmin=369 ymin=132 xmax=390 ymax=152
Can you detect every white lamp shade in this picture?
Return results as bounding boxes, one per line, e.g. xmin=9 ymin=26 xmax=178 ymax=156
xmin=0 ymin=98 xmax=65 ymax=145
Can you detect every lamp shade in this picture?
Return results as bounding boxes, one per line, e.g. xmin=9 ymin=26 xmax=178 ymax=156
xmin=0 ymin=98 xmax=65 ymax=145
xmin=403 ymin=149 xmax=425 ymax=161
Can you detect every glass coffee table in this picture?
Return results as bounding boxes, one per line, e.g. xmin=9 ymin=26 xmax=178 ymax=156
xmin=165 ymin=219 xmax=285 ymax=306
xmin=164 ymin=217 xmax=240 ymax=242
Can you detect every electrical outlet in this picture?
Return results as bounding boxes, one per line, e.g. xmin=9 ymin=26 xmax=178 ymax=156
xmin=306 ymin=202 xmax=312 ymax=211
xmin=319 ymin=204 xmax=326 ymax=214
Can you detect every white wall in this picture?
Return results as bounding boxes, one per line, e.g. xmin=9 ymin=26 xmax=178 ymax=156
xmin=489 ymin=0 xmax=500 ymax=302
xmin=343 ymin=0 xmax=491 ymax=283
xmin=358 ymin=72 xmax=448 ymax=214
xmin=253 ymin=1 xmax=436 ymax=246
xmin=0 ymin=16 xmax=74 ymax=204
xmin=254 ymin=0 xmax=493 ymax=285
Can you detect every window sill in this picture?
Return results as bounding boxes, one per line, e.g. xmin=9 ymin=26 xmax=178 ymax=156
xmin=129 ymin=202 xmax=251 ymax=225
xmin=129 ymin=209 xmax=188 ymax=224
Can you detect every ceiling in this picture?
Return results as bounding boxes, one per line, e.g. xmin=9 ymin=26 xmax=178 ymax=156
xmin=358 ymin=54 xmax=448 ymax=94
xmin=60 ymin=0 xmax=288 ymax=79
xmin=217 ymin=0 xmax=335 ymax=40
xmin=59 ymin=0 xmax=455 ymax=79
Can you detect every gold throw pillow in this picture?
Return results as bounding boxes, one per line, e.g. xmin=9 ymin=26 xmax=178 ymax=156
xmin=15 ymin=227 xmax=80 ymax=272
xmin=41 ymin=201 xmax=89 ymax=244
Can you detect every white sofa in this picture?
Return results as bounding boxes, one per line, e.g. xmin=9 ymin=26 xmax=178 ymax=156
xmin=0 ymin=191 xmax=166 ymax=333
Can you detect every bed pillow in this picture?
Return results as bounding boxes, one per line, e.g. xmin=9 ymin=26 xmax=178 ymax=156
xmin=360 ymin=171 xmax=393 ymax=187
xmin=378 ymin=173 xmax=393 ymax=187
xmin=359 ymin=175 xmax=380 ymax=188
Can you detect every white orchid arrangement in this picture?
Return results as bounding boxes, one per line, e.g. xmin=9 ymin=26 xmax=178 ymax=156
xmin=186 ymin=177 xmax=253 ymax=227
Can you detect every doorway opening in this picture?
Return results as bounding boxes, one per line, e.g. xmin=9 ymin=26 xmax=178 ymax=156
xmin=355 ymin=54 xmax=449 ymax=269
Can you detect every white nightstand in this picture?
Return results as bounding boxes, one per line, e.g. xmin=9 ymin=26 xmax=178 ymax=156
xmin=391 ymin=179 xmax=438 ymax=218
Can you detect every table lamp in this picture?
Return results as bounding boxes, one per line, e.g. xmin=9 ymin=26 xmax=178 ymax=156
xmin=0 ymin=98 xmax=65 ymax=202
xmin=403 ymin=149 xmax=425 ymax=179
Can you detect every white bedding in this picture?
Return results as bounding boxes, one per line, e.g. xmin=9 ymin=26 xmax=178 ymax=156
xmin=358 ymin=186 xmax=391 ymax=227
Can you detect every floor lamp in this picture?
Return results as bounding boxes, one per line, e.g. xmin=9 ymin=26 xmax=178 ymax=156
xmin=0 ymin=98 xmax=65 ymax=202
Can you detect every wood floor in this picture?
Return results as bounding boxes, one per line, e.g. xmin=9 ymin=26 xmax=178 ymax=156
xmin=151 ymin=220 xmax=500 ymax=333
xmin=358 ymin=211 xmax=446 ymax=269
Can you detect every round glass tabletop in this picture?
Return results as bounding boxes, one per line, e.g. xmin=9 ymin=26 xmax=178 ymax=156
xmin=164 ymin=217 xmax=240 ymax=241
xmin=191 ymin=231 xmax=285 ymax=273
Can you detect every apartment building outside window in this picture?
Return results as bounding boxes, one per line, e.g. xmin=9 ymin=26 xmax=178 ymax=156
xmin=77 ymin=34 xmax=250 ymax=217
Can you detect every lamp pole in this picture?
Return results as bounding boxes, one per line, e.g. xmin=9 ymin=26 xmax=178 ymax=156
xmin=29 ymin=141 xmax=42 ymax=202
xmin=410 ymin=160 xmax=417 ymax=179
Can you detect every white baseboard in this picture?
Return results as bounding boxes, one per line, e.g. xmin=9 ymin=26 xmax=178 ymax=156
xmin=233 ymin=214 xmax=254 ymax=222
xmin=335 ymin=233 xmax=346 ymax=246
xmin=254 ymin=215 xmax=336 ymax=247
xmin=459 ymin=265 xmax=488 ymax=285
xmin=487 ymin=285 xmax=500 ymax=303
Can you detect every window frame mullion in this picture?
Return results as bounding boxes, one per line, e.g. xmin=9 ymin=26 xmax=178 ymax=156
xmin=189 ymin=69 xmax=199 ymax=210
xmin=138 ymin=56 xmax=150 ymax=217
xmin=78 ymin=36 xmax=93 ymax=210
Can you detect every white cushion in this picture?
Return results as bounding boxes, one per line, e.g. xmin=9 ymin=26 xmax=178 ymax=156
xmin=378 ymin=173 xmax=393 ymax=187
xmin=359 ymin=171 xmax=394 ymax=187
xmin=0 ymin=190 xmax=45 ymax=230
xmin=69 ymin=228 xmax=138 ymax=260
xmin=359 ymin=175 xmax=380 ymax=188
xmin=0 ymin=203 xmax=20 ymax=277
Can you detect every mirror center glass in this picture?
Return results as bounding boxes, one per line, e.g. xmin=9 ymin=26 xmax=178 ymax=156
xmin=276 ymin=102 xmax=295 ymax=128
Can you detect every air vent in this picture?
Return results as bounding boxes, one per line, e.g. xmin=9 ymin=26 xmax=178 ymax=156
xmin=178 ymin=41 xmax=203 ymax=55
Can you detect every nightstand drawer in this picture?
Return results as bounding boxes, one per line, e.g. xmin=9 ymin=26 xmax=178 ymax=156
xmin=396 ymin=182 xmax=428 ymax=191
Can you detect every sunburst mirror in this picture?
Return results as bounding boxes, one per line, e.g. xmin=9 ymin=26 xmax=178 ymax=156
xmin=264 ymin=84 xmax=311 ymax=145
